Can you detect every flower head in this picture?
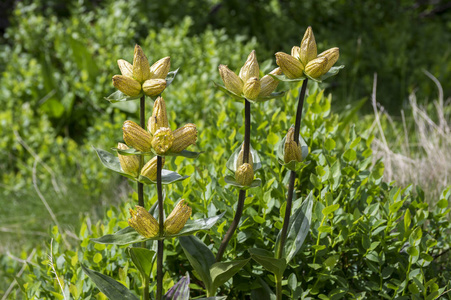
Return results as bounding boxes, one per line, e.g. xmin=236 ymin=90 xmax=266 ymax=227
xmin=117 ymin=143 xmax=141 ymax=177
xmin=219 ymin=50 xmax=281 ymax=101
xmin=112 ymin=44 xmax=171 ymax=97
xmin=276 ymin=27 xmax=339 ymax=80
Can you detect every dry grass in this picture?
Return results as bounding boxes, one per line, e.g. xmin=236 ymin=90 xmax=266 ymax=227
xmin=370 ymin=71 xmax=451 ymax=202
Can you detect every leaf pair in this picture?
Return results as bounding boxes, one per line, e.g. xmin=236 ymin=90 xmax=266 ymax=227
xmin=179 ymin=236 xmax=250 ymax=297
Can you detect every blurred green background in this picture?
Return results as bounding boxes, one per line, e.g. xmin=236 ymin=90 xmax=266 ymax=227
xmin=0 ymin=0 xmax=450 ymax=297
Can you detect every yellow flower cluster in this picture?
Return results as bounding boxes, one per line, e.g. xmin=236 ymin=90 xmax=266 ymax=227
xmin=112 ymin=45 xmax=170 ymax=97
xmin=128 ymin=200 xmax=192 ymax=238
xmin=218 ymin=51 xmax=282 ymax=101
xmin=118 ymin=96 xmax=197 ymax=179
xmin=276 ymin=27 xmax=339 ymax=79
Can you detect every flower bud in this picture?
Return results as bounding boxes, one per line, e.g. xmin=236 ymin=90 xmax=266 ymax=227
xmin=151 ymin=127 xmax=174 ymax=155
xmin=239 ymin=50 xmax=259 ymax=83
xmin=117 ymin=59 xmax=133 ymax=78
xmin=112 ymin=75 xmax=142 ymax=97
xmin=304 ymin=56 xmax=329 ymax=78
xmin=170 ymin=123 xmax=197 ymax=153
xmin=318 ymin=47 xmax=339 ymax=73
xmin=117 ymin=143 xmax=141 ymax=177
xmin=218 ymin=64 xmax=243 ymax=95
xmin=128 ymin=206 xmax=159 ymax=238
xmin=148 ymin=96 xmax=169 ymax=135
xmin=236 ymin=144 xmax=253 ymax=170
xmin=300 ymin=26 xmax=317 ymax=66
xmin=150 ymin=56 xmax=171 ymax=79
xmin=275 ymin=52 xmax=304 ymax=79
xmin=284 ymin=127 xmax=302 ymax=163
xmin=235 ymin=163 xmax=254 ymax=186
xmin=123 ymin=120 xmax=153 ymax=152
xmin=142 ymin=78 xmax=166 ymax=97
xmin=132 ymin=44 xmax=151 ymax=83
xmin=164 ymin=199 xmax=192 ymax=235
xmin=259 ymin=67 xmax=282 ymax=98
xmin=140 ymin=156 xmax=165 ymax=181
xmin=243 ymin=77 xmax=261 ymax=100
xmin=291 ymin=46 xmax=301 ymax=60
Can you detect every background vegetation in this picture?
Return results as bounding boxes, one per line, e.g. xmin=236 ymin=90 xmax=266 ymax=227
xmin=0 ymin=0 xmax=450 ymax=299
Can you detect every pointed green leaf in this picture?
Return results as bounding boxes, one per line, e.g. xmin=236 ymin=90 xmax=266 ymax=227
xmin=166 ymin=68 xmax=180 ymax=87
xmin=94 ymin=147 xmax=137 ymax=180
xmin=214 ymin=82 xmax=244 ymax=101
xmin=138 ymin=170 xmax=189 ymax=185
xmin=127 ymin=248 xmax=155 ymax=279
xmin=255 ymin=91 xmax=286 ymax=103
xmin=305 ymin=65 xmax=345 ymax=83
xmin=248 ymin=248 xmax=286 ymax=278
xmin=226 ymin=142 xmax=262 ymax=172
xmin=81 ymin=264 xmax=139 ymax=300
xmin=114 ymin=147 xmax=202 ymax=159
xmin=104 ymin=90 xmax=143 ymax=103
xmin=179 ymin=236 xmax=214 ymax=293
xmin=224 ymin=176 xmax=261 ymax=190
xmin=276 ymin=192 xmax=314 ymax=263
xmin=210 ymin=259 xmax=250 ymax=291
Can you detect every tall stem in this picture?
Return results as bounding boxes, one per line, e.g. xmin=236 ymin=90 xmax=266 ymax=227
xmin=156 ymin=156 xmax=164 ymax=300
xmin=275 ymin=79 xmax=308 ymax=300
xmin=216 ymin=99 xmax=251 ymax=262
xmin=276 ymin=78 xmax=308 ymax=259
xmin=138 ymin=96 xmax=145 ymax=208
xmin=137 ymin=95 xmax=149 ymax=300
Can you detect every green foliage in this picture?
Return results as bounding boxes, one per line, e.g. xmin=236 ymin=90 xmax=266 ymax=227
xmin=1 ymin=0 xmax=451 ymax=299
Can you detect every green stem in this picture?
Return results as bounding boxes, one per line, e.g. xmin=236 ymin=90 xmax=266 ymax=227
xmin=215 ymin=99 xmax=251 ymax=262
xmin=276 ymin=274 xmax=283 ymax=300
xmin=156 ymin=156 xmax=164 ymax=300
xmin=276 ymin=79 xmax=308 ymax=260
xmin=138 ymin=96 xmax=149 ymax=300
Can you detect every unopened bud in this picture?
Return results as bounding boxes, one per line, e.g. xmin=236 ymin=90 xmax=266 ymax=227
xmin=275 ymin=52 xmax=304 ymax=79
xmin=243 ymin=77 xmax=261 ymax=100
xmin=318 ymin=47 xmax=339 ymax=73
xmin=117 ymin=143 xmax=141 ymax=177
xmin=239 ymin=50 xmax=259 ymax=83
xmin=117 ymin=59 xmax=133 ymax=78
xmin=148 ymin=96 xmax=169 ymax=135
xmin=112 ymin=75 xmax=142 ymax=97
xmin=284 ymin=127 xmax=302 ymax=163
xmin=132 ymin=44 xmax=151 ymax=83
xmin=218 ymin=64 xmax=243 ymax=96
xmin=164 ymin=199 xmax=192 ymax=235
xmin=140 ymin=156 xmax=165 ymax=181
xmin=259 ymin=67 xmax=282 ymax=98
xmin=304 ymin=56 xmax=329 ymax=78
xmin=236 ymin=144 xmax=253 ymax=170
xmin=300 ymin=26 xmax=317 ymax=66
xmin=151 ymin=127 xmax=174 ymax=155
xmin=128 ymin=206 xmax=159 ymax=238
xmin=123 ymin=120 xmax=153 ymax=152
xmin=170 ymin=123 xmax=197 ymax=153
xmin=150 ymin=56 xmax=171 ymax=79
xmin=142 ymin=78 xmax=166 ymax=97
xmin=235 ymin=163 xmax=254 ymax=186
xmin=291 ymin=46 xmax=301 ymax=60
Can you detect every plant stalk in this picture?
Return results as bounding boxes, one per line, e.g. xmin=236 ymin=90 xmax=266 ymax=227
xmin=275 ymin=79 xmax=308 ymax=300
xmin=138 ymin=96 xmax=150 ymax=300
xmin=276 ymin=78 xmax=308 ymax=259
xmin=215 ymin=99 xmax=251 ymax=262
xmin=156 ymin=155 xmax=164 ymax=300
